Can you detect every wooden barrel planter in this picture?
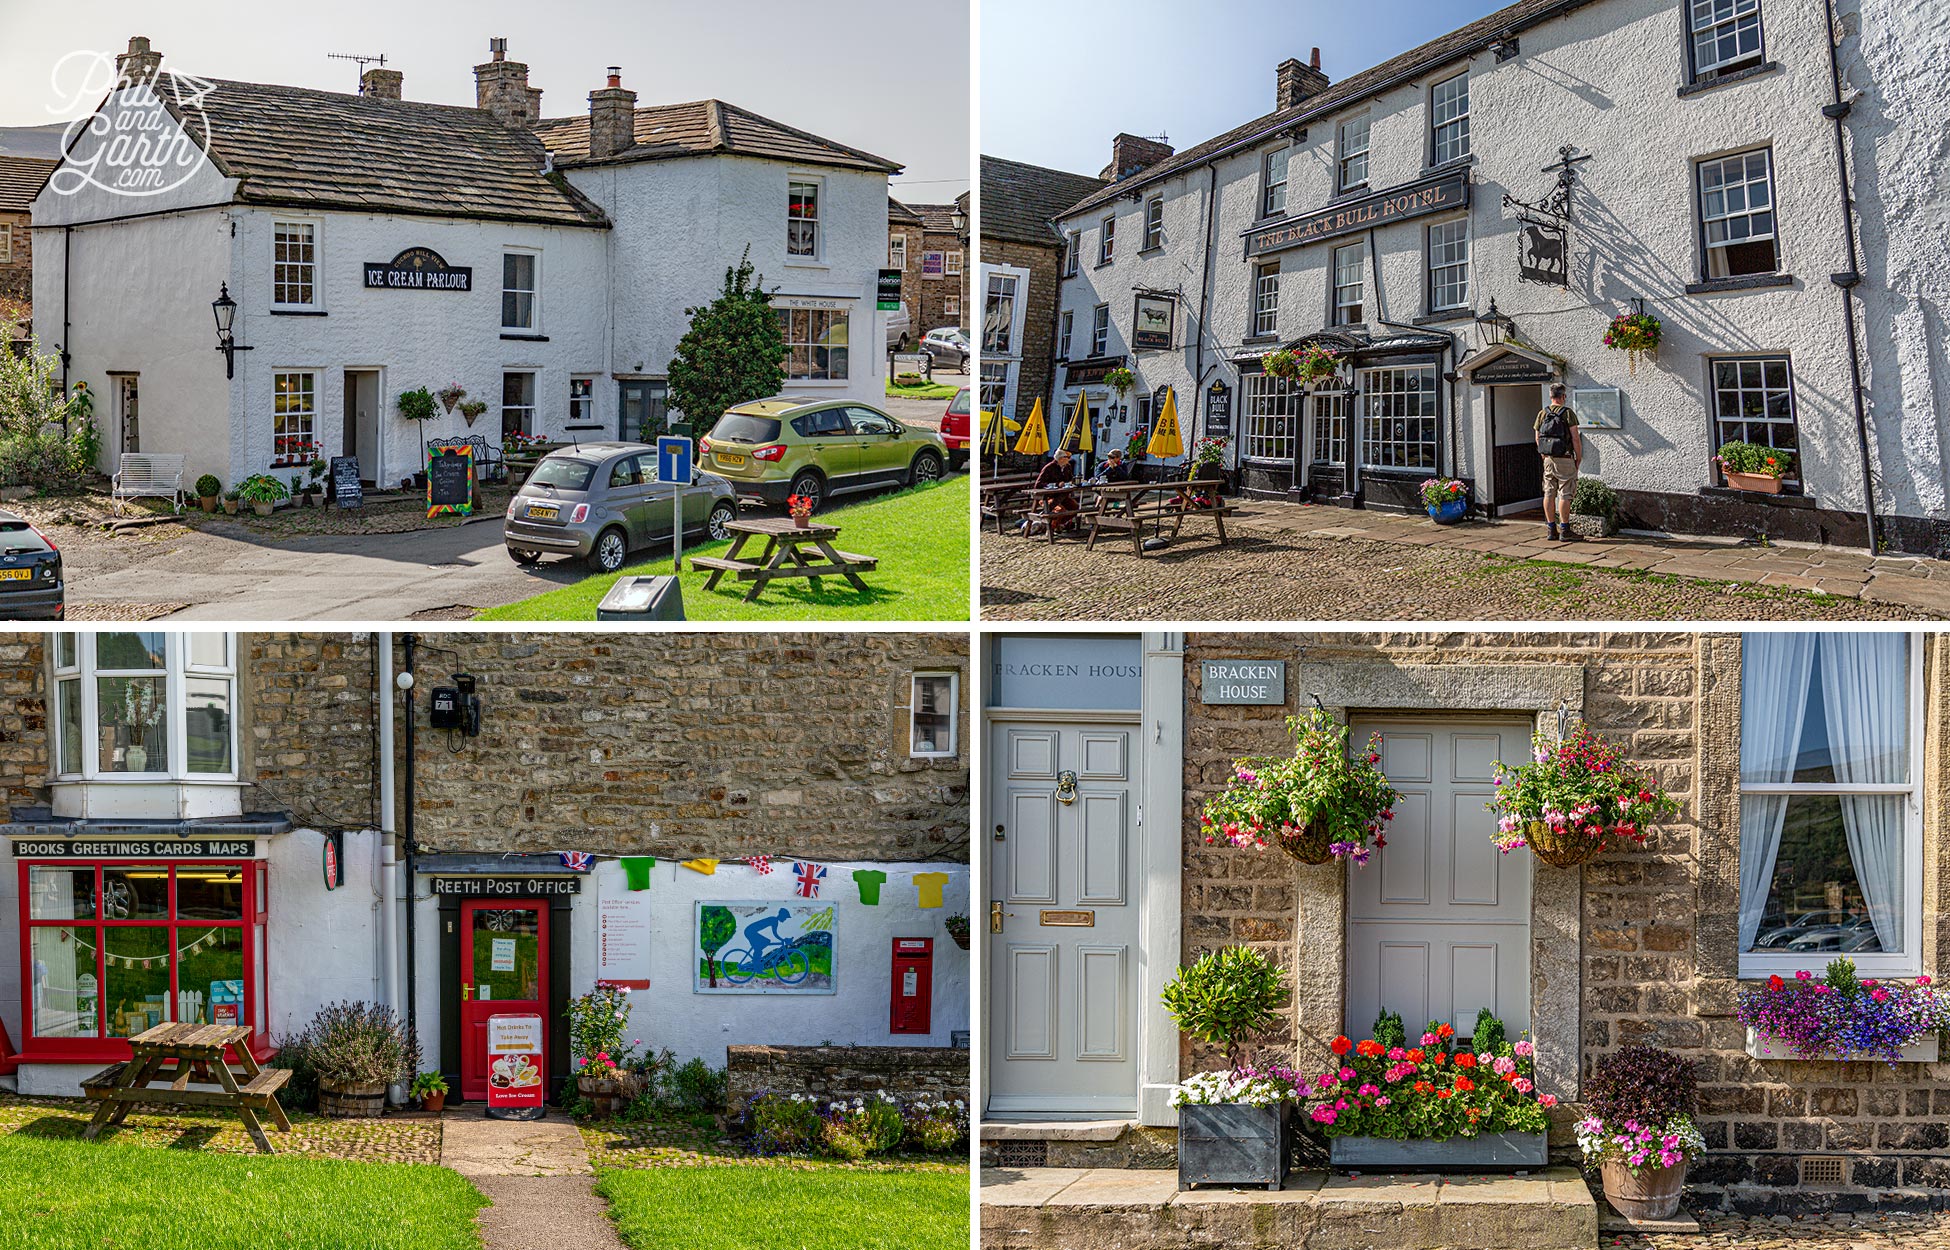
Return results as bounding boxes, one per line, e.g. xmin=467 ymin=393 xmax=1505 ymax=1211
xmin=318 ymin=1078 xmax=388 ymax=1118
xmin=1600 ymin=1158 xmax=1687 ymax=1221
xmin=578 ymin=1077 xmax=627 ymax=1119
xmin=1524 ymin=819 xmax=1609 ymax=868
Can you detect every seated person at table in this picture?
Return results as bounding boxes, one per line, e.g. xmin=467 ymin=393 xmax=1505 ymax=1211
xmin=1023 ymin=449 xmax=1080 ymax=533
xmin=1090 ymin=448 xmax=1134 ymax=485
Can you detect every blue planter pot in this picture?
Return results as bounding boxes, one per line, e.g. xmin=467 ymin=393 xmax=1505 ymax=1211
xmin=1428 ymin=498 xmax=1468 ymax=525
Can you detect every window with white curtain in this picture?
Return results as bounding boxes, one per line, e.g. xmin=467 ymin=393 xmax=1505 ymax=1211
xmin=1737 ymin=632 xmax=1922 ymax=977
xmin=1338 ymin=115 xmax=1370 ymax=190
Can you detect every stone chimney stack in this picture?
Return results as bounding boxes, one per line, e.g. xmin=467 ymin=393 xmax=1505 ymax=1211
xmin=587 ymin=66 xmax=638 ymax=159
xmin=115 ymin=36 xmax=163 ymax=88
xmin=474 ymin=37 xmax=541 ymax=129
xmin=1103 ymin=133 xmax=1174 ymax=182
xmin=361 ymin=68 xmax=403 ymax=100
xmin=1276 ymin=47 xmax=1332 ymax=111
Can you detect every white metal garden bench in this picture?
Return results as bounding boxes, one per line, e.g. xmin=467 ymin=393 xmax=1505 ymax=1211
xmin=111 ymin=452 xmax=187 ymax=515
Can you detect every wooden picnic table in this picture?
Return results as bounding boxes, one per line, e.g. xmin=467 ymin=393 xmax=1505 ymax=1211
xmin=1083 ymin=479 xmax=1238 ymax=555
xmin=691 ymin=516 xmax=878 ymax=601
xmin=81 ymin=1022 xmax=291 ymax=1154
xmin=978 ymin=474 xmax=1039 ymax=535
xmin=1019 ymin=484 xmax=1102 ymax=544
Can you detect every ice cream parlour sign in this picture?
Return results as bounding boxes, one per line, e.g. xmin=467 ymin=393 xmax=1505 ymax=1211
xmin=13 ymin=839 xmax=256 ymax=857
xmin=363 ymin=247 xmax=473 ymax=292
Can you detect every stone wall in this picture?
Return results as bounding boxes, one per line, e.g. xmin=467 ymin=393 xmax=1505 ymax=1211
xmin=980 ymin=235 xmax=1061 ymax=468
xmin=0 ymin=211 xmax=31 ymax=312
xmin=0 ymin=635 xmax=48 ymax=810
xmin=726 ymin=1043 xmax=968 ymax=1107
xmin=896 ymin=218 xmax=969 ymax=340
xmin=243 ymin=632 xmax=381 ymax=831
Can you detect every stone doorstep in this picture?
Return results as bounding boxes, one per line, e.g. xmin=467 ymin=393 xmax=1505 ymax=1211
xmin=981 ymin=1166 xmax=1599 ymax=1250
xmin=983 ymin=1119 xmax=1135 ymax=1142
xmin=1597 ymin=1203 xmax=1701 ymax=1236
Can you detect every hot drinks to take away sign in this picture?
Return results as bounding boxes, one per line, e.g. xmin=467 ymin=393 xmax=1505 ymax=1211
xmin=485 ymin=1013 xmax=545 ymax=1117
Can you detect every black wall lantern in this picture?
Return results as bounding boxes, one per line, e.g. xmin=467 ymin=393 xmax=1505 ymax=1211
xmin=211 ymin=283 xmax=253 ymax=379
xmin=1476 ymin=298 xmax=1517 ymax=346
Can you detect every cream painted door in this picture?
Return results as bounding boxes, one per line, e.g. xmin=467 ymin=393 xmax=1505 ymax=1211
xmin=1347 ymin=718 xmax=1532 ymax=1043
xmin=987 ymin=718 xmax=1140 ymax=1117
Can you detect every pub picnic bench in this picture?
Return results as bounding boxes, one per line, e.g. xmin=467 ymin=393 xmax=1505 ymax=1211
xmin=80 ymin=1022 xmax=291 ymax=1154
xmin=111 ymin=452 xmax=187 ymax=515
xmin=979 ymin=474 xmax=1038 ymax=535
xmin=1020 ymin=484 xmax=1101 ymax=543
xmin=1084 ymin=479 xmax=1238 ymax=556
xmin=691 ymin=516 xmax=877 ymax=601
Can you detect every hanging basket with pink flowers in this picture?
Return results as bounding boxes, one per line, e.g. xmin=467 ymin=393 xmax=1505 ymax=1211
xmin=1485 ymin=724 xmax=1680 ymax=867
xmin=1200 ymin=708 xmax=1400 ymax=866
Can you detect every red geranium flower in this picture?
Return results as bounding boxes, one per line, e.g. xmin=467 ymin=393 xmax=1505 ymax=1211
xmin=1454 ymin=1075 xmax=1475 ymax=1093
xmin=1436 ymin=1023 xmax=1454 ymax=1039
xmin=1413 ymin=1081 xmax=1434 ymax=1094
xmin=1454 ymin=1053 xmax=1476 ymax=1069
xmin=1405 ymin=1048 xmax=1425 ymax=1063
xmin=1437 ymin=1088 xmax=1453 ymax=1099
xmin=1331 ymin=1036 xmax=1352 ymax=1055
xmin=1767 ymin=974 xmax=1785 ymax=992
xmin=1429 ymin=1052 xmax=1446 ymax=1065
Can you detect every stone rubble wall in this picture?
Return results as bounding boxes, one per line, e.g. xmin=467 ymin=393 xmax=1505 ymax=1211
xmin=725 ymin=1043 xmax=969 ymax=1108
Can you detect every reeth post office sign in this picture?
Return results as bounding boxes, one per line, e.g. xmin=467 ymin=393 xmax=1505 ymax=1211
xmin=364 ymin=247 xmax=474 ymax=292
xmin=1243 ymin=172 xmax=1471 ymax=258
xmin=1200 ymin=660 xmax=1287 ymax=705
xmin=430 ymin=876 xmax=581 ymax=897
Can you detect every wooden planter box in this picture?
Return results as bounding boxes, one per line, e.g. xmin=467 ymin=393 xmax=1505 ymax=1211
xmin=1744 ymin=1027 xmax=1940 ymax=1064
xmin=1328 ymin=1130 xmax=1547 ymax=1169
xmin=1178 ymin=1102 xmax=1291 ymax=1191
xmin=1721 ymin=468 xmax=1784 ymax=494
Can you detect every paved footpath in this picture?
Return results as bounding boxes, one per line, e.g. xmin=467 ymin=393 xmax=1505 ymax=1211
xmin=438 ymin=1110 xmax=626 ymax=1250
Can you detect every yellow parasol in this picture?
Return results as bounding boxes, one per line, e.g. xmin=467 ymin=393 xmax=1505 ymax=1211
xmin=1013 ymin=396 xmax=1049 ymax=455
xmin=1062 ymin=394 xmax=1094 ymax=453
xmin=1146 ymin=387 xmax=1184 ymax=460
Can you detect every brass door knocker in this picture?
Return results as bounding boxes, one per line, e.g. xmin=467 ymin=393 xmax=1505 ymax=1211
xmin=1055 ymin=769 xmax=1078 ymax=805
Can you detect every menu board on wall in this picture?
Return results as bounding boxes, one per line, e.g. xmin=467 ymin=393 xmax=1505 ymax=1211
xmin=598 ymin=894 xmax=652 ymax=990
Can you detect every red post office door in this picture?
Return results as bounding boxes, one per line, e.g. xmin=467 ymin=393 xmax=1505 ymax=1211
xmin=460 ymin=900 xmax=549 ymax=1102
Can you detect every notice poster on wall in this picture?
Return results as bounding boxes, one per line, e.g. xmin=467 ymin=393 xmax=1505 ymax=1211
xmin=490 ymin=937 xmax=517 ymax=973
xmin=694 ymin=901 xmax=837 ymax=995
xmin=485 ymin=1013 xmax=545 ymax=1118
xmin=598 ymin=895 xmax=652 ymax=990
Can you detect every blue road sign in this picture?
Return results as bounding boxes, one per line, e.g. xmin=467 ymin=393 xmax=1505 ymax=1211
xmin=657 ymin=435 xmax=694 ymax=486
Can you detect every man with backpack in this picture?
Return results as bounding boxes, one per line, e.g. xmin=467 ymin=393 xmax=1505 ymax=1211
xmin=1534 ymin=382 xmax=1584 ymax=542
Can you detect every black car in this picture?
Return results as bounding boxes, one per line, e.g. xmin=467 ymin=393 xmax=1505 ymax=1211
xmin=0 ymin=509 xmax=64 ymax=620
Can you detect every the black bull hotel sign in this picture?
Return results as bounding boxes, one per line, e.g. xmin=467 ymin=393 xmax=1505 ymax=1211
xmin=364 ymin=247 xmax=474 ymax=292
xmin=1244 ymin=172 xmax=1471 ymax=258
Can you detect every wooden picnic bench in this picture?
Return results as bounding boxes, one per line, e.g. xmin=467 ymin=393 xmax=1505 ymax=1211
xmin=80 ymin=1022 xmax=291 ymax=1154
xmin=111 ymin=452 xmax=186 ymax=515
xmin=1019 ymin=484 xmax=1102 ymax=543
xmin=692 ymin=516 xmax=877 ymax=601
xmin=978 ymin=473 xmax=1039 ymax=535
xmin=1084 ymin=479 xmax=1239 ymax=556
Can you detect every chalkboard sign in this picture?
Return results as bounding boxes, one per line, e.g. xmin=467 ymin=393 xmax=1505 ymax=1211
xmin=330 ymin=456 xmax=363 ymax=509
xmin=1205 ymin=381 xmax=1233 ymax=440
xmin=426 ymin=445 xmax=474 ymax=518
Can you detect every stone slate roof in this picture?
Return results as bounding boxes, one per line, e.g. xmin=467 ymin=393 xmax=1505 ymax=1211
xmin=0 ymin=156 xmax=56 ymax=213
xmin=1060 ymin=0 xmax=1603 ymax=218
xmin=905 ymin=202 xmax=962 ymax=234
xmin=980 ymin=155 xmax=1107 ymax=249
xmin=534 ymin=100 xmax=901 ymax=174
xmin=152 ymin=74 xmax=609 ymax=228
xmin=889 ymin=198 xmax=925 ymax=226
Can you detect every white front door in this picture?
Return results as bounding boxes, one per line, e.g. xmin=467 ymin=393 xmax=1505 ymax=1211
xmin=1347 ymin=718 xmax=1532 ymax=1042
xmin=987 ymin=718 xmax=1140 ymax=1117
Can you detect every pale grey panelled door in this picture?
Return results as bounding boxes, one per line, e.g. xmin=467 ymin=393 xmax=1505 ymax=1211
xmin=1346 ymin=718 xmax=1533 ymax=1042
xmin=987 ymin=718 xmax=1140 ymax=1117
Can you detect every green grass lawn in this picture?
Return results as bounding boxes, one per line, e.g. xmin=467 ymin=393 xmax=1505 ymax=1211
xmin=595 ymin=1164 xmax=968 ymax=1250
xmin=885 ymin=381 xmax=960 ymax=400
xmin=479 ymin=476 xmax=969 ymax=622
xmin=0 ymin=1134 xmax=485 ymax=1250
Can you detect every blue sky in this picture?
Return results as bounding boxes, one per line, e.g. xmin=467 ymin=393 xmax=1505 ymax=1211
xmin=982 ymin=0 xmax=1512 ymax=175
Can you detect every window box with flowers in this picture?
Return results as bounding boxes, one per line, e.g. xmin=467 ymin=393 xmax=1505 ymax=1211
xmin=1737 ymin=957 xmax=1946 ymax=1065
xmin=1716 ymin=441 xmax=1795 ymax=494
xmin=1486 ymin=724 xmax=1680 ymax=868
xmin=1162 ymin=946 xmax=1297 ymax=1191
xmin=1200 ymin=707 xmax=1399 ymax=865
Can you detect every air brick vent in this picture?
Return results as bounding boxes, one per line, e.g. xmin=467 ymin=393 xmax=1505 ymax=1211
xmin=998 ymin=1141 xmax=1049 ymax=1169
xmin=1800 ymin=1156 xmax=1847 ymax=1187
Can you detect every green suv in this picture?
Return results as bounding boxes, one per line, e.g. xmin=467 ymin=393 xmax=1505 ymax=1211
xmin=699 ymin=397 xmax=949 ymax=512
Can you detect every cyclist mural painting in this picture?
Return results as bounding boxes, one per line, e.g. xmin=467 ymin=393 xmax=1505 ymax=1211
xmin=694 ymin=901 xmax=838 ymax=994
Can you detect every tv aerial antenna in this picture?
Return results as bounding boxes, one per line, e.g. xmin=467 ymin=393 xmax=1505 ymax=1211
xmin=327 ymin=52 xmax=390 ymax=92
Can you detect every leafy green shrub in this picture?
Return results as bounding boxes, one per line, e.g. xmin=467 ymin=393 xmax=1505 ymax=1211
xmin=667 ymin=1056 xmax=727 ymax=1113
xmin=1371 ymin=1009 xmax=1407 ymax=1051
xmin=236 ymin=474 xmax=288 ymax=504
xmin=1161 ymin=945 xmax=1291 ymax=1067
xmin=820 ymin=1094 xmax=904 ymax=1159
xmin=195 ymin=474 xmax=222 ymax=498
xmin=397 ymin=387 xmax=437 ymax=421
xmin=746 ymin=1092 xmax=824 ymax=1155
xmin=1472 ymin=1008 xmax=1506 ymax=1053
xmin=1571 ymin=476 xmax=1618 ymax=519
xmin=900 ymin=1099 xmax=968 ymax=1153
xmin=566 ymin=985 xmax=635 ymax=1070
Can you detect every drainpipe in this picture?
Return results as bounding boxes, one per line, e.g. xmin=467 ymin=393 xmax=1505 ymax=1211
xmin=59 ymin=227 xmax=73 ymax=418
xmin=1194 ymin=163 xmax=1218 ymax=482
xmin=401 ymin=634 xmax=419 ymax=1064
xmin=1824 ymin=0 xmax=1878 ymax=554
xmin=378 ymin=631 xmax=401 ymax=1103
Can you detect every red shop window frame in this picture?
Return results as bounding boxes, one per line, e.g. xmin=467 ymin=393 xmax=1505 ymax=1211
xmin=15 ymin=858 xmax=272 ymax=1066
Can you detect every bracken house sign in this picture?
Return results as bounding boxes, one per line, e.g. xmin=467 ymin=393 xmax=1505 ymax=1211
xmin=364 ymin=247 xmax=474 ymax=292
xmin=1244 ymin=171 xmax=1472 ymax=258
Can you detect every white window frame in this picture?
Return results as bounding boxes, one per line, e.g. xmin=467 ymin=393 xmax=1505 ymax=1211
xmin=1311 ymin=391 xmax=1349 ymax=465
xmin=777 ymin=305 xmax=851 ymax=382
xmin=1427 ymin=218 xmax=1470 ymax=312
xmin=1143 ymin=196 xmax=1164 ymax=250
xmin=1062 ymin=231 xmax=1080 ymax=277
xmin=1698 ymin=148 xmax=1778 ymax=279
xmin=1431 ymin=72 xmax=1470 ymax=166
xmin=1737 ymin=632 xmax=1924 ymax=980
xmin=51 ymin=633 xmax=239 ymax=784
xmin=1091 ymin=303 xmax=1110 ymax=357
xmin=945 ymin=250 xmax=963 ymax=276
xmin=0 ymin=222 xmax=11 ymax=264
xmin=271 ymin=370 xmax=317 ymax=465
xmin=1332 ymin=242 xmax=1364 ymax=326
xmin=788 ymin=177 xmax=823 ymax=262
xmin=271 ymin=219 xmax=320 ymax=311
xmin=1710 ymin=355 xmax=1799 ymax=463
xmin=1252 ymin=261 xmax=1281 ymax=339
xmin=1098 ymin=215 xmax=1116 ymax=266
xmin=1338 ymin=115 xmax=1370 ymax=190
xmin=983 ymin=272 xmax=1020 ymax=357
xmin=1358 ymin=364 xmax=1439 ymax=471
xmin=889 ymin=233 xmax=907 ymax=268
xmin=502 ymin=370 xmax=537 ymax=434
xmin=568 ymin=376 xmax=596 ymax=427
xmin=1691 ymin=0 xmax=1765 ymax=77
xmin=501 ymin=248 xmax=540 ymax=333
xmin=1261 ymin=145 xmax=1290 ymax=218
xmin=1242 ymin=371 xmax=1300 ymax=462
xmin=909 ymin=671 xmax=960 ymax=759
xmin=1058 ymin=309 xmax=1074 ymax=361
xmin=945 ymin=296 xmax=960 ymax=318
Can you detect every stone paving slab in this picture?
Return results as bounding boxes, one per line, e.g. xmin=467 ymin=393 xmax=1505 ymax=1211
xmin=439 ymin=1109 xmax=624 ymax=1250
xmin=984 ymin=1119 xmax=1133 ymax=1141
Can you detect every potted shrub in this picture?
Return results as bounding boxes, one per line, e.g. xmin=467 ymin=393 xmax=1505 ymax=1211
xmin=1420 ymin=477 xmax=1468 ymax=525
xmin=943 ymin=914 xmax=970 ymax=950
xmin=1737 ymin=956 xmax=1947 ymax=1065
xmin=568 ymin=985 xmax=636 ymax=1118
xmin=411 ymin=1070 xmax=449 ymax=1113
xmin=305 ymin=458 xmax=327 ymax=505
xmin=398 ymin=386 xmax=438 ymax=423
xmin=221 ymin=489 xmax=240 ymax=516
xmin=237 ymin=473 xmax=289 ymax=517
xmin=1570 ymin=477 xmax=1620 ymax=539
xmin=1200 ymin=707 xmax=1399 ymax=865
xmin=289 ymin=474 xmax=305 ymax=507
xmin=1162 ymin=946 xmax=1296 ymax=1190
xmin=1603 ymin=311 xmax=1662 ymax=376
xmin=194 ymin=473 xmax=222 ymax=512
xmin=1309 ymin=1009 xmax=1556 ymax=1168
xmin=1716 ymin=442 xmax=1795 ymax=494
xmin=1186 ymin=435 xmax=1229 ymax=492
xmin=307 ymin=1000 xmax=418 ymax=1118
xmin=1576 ymin=1044 xmax=1701 ymax=1222
xmin=1487 ymin=723 xmax=1680 ymax=867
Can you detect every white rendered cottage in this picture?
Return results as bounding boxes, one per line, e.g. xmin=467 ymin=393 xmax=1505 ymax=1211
xmin=31 ymin=37 xmax=899 ymax=491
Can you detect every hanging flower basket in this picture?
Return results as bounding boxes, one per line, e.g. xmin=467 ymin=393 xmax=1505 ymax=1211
xmin=1603 ymin=312 xmax=1662 ymax=376
xmin=1200 ymin=708 xmax=1400 ymax=867
xmin=1104 ymin=367 xmax=1135 ymax=396
xmin=1487 ymin=724 xmax=1680 ymax=867
xmin=1264 ymin=345 xmax=1339 ymax=387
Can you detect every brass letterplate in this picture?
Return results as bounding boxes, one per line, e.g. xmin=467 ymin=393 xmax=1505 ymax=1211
xmin=1039 ymin=909 xmax=1095 ymax=927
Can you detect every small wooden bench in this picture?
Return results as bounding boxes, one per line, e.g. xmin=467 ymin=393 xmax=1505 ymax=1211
xmin=111 ymin=452 xmax=186 ymax=515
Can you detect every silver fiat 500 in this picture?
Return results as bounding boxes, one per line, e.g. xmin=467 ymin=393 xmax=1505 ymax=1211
xmin=502 ymin=442 xmax=739 ymax=573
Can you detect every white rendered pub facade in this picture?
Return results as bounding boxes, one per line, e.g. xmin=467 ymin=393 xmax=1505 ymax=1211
xmin=31 ymin=38 xmax=899 ymax=491
xmin=1047 ymin=0 xmax=1946 ymax=552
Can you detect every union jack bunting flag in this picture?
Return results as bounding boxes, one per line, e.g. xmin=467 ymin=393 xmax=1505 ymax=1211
xmin=558 ymin=851 xmax=594 ymax=872
xmin=792 ymin=861 xmax=826 ymax=898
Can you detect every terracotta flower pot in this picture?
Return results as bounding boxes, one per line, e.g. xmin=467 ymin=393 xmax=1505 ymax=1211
xmin=422 ymin=1091 xmax=446 ymax=1113
xmin=1721 ymin=468 xmax=1783 ymax=495
xmin=252 ymin=501 xmax=274 ymax=517
xmin=791 ymin=516 xmax=811 ymax=528
xmin=199 ymin=496 xmax=218 ymax=512
xmin=222 ymin=499 xmax=239 ymax=515
xmin=1601 ymin=1156 xmax=1687 ymax=1222
xmin=1524 ymin=819 xmax=1608 ymax=868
